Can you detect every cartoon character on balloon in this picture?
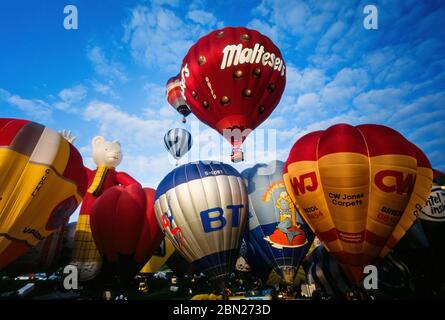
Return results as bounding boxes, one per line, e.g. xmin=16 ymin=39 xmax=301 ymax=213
xmin=264 ymin=191 xmax=307 ymax=249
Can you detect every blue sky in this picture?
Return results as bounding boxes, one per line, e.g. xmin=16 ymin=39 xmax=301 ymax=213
xmin=1 ymin=0 xmax=444 ymax=222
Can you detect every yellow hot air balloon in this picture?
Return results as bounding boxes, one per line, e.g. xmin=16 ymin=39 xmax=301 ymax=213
xmin=283 ymin=124 xmax=433 ymax=284
xmin=140 ymin=239 xmax=175 ymax=273
xmin=0 ymin=118 xmax=87 ymax=269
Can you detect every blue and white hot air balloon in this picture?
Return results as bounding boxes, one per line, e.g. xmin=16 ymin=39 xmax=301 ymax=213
xmin=154 ymin=161 xmax=248 ymax=280
xmin=241 ymin=160 xmax=314 ymax=284
xmin=164 ymin=128 xmax=192 ymax=165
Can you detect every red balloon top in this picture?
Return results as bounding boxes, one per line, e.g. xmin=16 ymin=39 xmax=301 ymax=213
xmin=284 ymin=123 xmax=432 ymax=172
xmin=180 ymin=27 xmax=286 ymax=147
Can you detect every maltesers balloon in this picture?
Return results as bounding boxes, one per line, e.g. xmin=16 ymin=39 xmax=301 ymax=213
xmin=179 ymin=27 xmax=286 ymax=162
xmin=154 ymin=161 xmax=248 ymax=280
xmin=242 ymin=161 xmax=314 ymax=285
xmin=90 ymin=184 xmax=163 ymax=280
xmin=166 ymin=75 xmax=191 ymax=123
xmin=0 ymin=118 xmax=87 ymax=269
xmin=283 ymin=124 xmax=433 ymax=284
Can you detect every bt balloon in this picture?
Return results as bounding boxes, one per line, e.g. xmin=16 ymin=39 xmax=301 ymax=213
xmin=90 ymin=184 xmax=163 ymax=281
xmin=166 ymin=75 xmax=191 ymax=123
xmin=283 ymin=124 xmax=433 ymax=284
xmin=242 ymin=161 xmax=314 ymax=285
xmin=179 ymin=27 xmax=286 ymax=162
xmin=164 ymin=128 xmax=192 ymax=165
xmin=154 ymin=161 xmax=248 ymax=280
xmin=0 ymin=118 xmax=87 ymax=269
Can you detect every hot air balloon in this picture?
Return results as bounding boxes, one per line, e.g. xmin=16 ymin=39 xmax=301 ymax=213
xmin=90 ymin=184 xmax=163 ymax=281
xmin=179 ymin=27 xmax=286 ymax=162
xmin=283 ymin=123 xmax=433 ymax=285
xmin=140 ymin=239 xmax=194 ymax=276
xmin=5 ymin=224 xmax=66 ymax=275
xmin=166 ymin=75 xmax=192 ymax=123
xmin=59 ymin=221 xmax=77 ymax=267
xmin=307 ymin=245 xmax=415 ymax=299
xmin=164 ymin=128 xmax=192 ymax=165
xmin=0 ymin=118 xmax=87 ymax=269
xmin=239 ymin=238 xmax=272 ymax=281
xmin=418 ymin=173 xmax=445 ymax=294
xmin=154 ymin=161 xmax=248 ymax=281
xmin=241 ymin=161 xmax=314 ymax=285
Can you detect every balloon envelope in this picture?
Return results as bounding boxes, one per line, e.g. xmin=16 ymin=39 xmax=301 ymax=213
xmin=90 ymin=184 xmax=163 ymax=279
xmin=166 ymin=75 xmax=191 ymax=122
xmin=154 ymin=161 xmax=248 ymax=280
xmin=307 ymin=245 xmax=414 ymax=299
xmin=283 ymin=123 xmax=433 ymax=284
xmin=164 ymin=128 xmax=192 ymax=161
xmin=0 ymin=118 xmax=87 ymax=269
xmin=5 ymin=224 xmax=66 ymax=274
xmin=180 ymin=27 xmax=286 ymax=161
xmin=242 ymin=160 xmax=314 ymax=284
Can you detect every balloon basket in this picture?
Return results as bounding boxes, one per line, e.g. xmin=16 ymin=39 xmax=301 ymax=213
xmin=182 ymin=117 xmax=186 ymax=124
xmin=230 ymin=148 xmax=244 ymax=163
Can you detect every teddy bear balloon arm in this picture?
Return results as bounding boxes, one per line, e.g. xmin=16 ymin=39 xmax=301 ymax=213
xmin=116 ymin=171 xmax=142 ymax=187
xmin=59 ymin=129 xmax=77 ymax=144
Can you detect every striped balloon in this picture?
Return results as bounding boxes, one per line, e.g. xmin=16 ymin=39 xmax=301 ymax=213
xmin=284 ymin=124 xmax=433 ymax=284
xmin=166 ymin=75 xmax=191 ymax=123
xmin=0 ymin=118 xmax=87 ymax=269
xmin=154 ymin=161 xmax=248 ymax=280
xmin=164 ymin=128 xmax=192 ymax=162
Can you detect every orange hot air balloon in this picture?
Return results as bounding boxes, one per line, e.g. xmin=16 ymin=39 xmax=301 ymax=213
xmin=283 ymin=124 xmax=433 ymax=284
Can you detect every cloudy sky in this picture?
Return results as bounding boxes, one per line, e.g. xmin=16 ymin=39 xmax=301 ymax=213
xmin=1 ymin=0 xmax=444 ymax=221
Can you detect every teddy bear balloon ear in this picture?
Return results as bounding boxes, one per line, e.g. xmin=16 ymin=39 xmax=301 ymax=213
xmin=92 ymin=136 xmax=105 ymax=147
xmin=112 ymin=140 xmax=121 ymax=146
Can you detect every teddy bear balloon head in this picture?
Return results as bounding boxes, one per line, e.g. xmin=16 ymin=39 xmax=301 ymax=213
xmin=91 ymin=136 xmax=123 ymax=168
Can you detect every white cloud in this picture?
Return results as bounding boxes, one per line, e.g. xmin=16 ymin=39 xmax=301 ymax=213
xmin=247 ymin=19 xmax=280 ymax=44
xmin=118 ymin=153 xmax=174 ymax=188
xmin=90 ymin=80 xmax=118 ymax=98
xmin=320 ymin=67 xmax=369 ymax=109
xmin=53 ymin=85 xmax=87 ymax=112
xmin=296 ymin=92 xmax=321 ymax=109
xmin=123 ymin=4 xmax=223 ymax=72
xmin=187 ymin=10 xmax=218 ymax=26
xmin=87 ymin=46 xmax=127 ymax=82
xmin=59 ymin=85 xmax=87 ymax=103
xmin=285 ymin=65 xmax=328 ymax=93
xmin=316 ymin=21 xmax=345 ymax=53
xmin=0 ymin=88 xmax=52 ymax=121
xmin=83 ymin=100 xmax=175 ymax=150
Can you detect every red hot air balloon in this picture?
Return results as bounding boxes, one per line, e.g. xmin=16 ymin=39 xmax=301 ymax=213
xmin=90 ymin=184 xmax=163 ymax=280
xmin=180 ymin=27 xmax=286 ymax=162
xmin=166 ymin=75 xmax=191 ymax=123
xmin=283 ymin=124 xmax=433 ymax=284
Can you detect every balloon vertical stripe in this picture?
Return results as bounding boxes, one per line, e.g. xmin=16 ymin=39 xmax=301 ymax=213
xmin=284 ymin=123 xmax=433 ymax=284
